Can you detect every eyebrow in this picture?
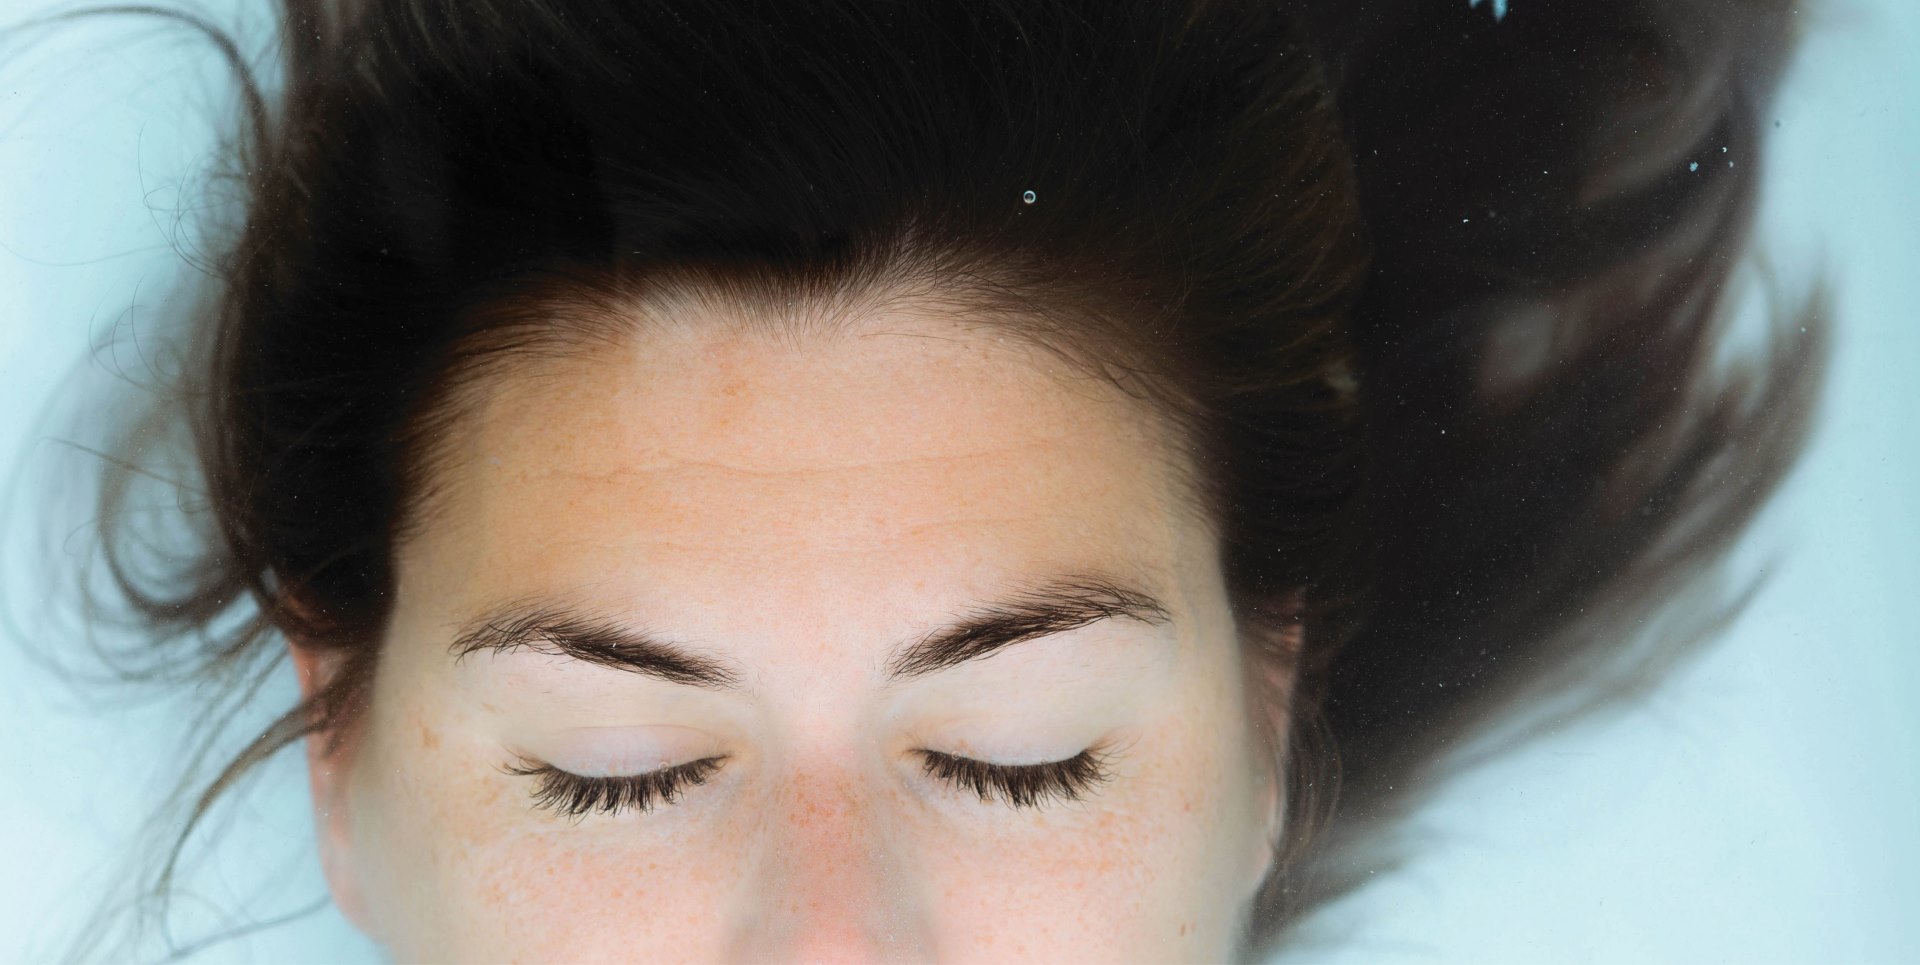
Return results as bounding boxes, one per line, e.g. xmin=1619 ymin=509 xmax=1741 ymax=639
xmin=447 ymin=573 xmax=1174 ymax=691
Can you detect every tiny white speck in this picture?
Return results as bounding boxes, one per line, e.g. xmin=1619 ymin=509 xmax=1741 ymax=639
xmin=1689 ymin=161 xmax=1699 ymax=172
xmin=1462 ymin=218 xmax=1469 ymax=223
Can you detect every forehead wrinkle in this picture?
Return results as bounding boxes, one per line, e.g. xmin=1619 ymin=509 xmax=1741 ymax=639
xmin=426 ymin=312 xmax=1192 ymax=509
xmin=512 ymin=451 xmax=1164 ymax=564
xmin=499 ymin=311 xmax=1150 ymax=419
xmin=530 ymin=433 xmax=1082 ymax=485
xmin=520 ymin=511 xmax=1092 ymax=567
xmin=408 ymin=311 xmax=1205 ymax=584
xmin=476 ymin=380 xmax=1176 ymax=521
xmin=408 ymin=284 xmax=1215 ymax=525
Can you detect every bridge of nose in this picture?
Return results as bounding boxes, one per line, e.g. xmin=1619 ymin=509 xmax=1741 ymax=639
xmin=727 ymin=759 xmax=936 ymax=962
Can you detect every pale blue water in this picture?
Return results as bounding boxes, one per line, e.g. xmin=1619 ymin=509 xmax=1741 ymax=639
xmin=1 ymin=1 xmax=1914 ymax=961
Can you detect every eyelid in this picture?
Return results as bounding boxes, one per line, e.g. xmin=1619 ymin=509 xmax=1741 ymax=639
xmin=917 ymin=746 xmax=1115 ymax=809
xmin=501 ymin=753 xmax=727 ymax=821
xmin=502 ymin=743 xmax=1121 ymax=820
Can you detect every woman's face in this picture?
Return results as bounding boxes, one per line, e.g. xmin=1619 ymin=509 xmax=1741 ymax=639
xmin=295 ymin=306 xmax=1284 ymax=962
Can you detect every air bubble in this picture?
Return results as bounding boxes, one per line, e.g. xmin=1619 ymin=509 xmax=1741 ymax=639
xmin=1021 ymin=189 xmax=1037 ymax=204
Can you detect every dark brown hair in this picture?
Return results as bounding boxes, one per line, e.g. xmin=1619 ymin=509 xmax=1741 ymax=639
xmin=7 ymin=0 xmax=1828 ymax=959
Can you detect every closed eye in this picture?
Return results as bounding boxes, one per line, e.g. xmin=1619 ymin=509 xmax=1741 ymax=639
xmin=501 ymin=754 xmax=727 ymax=822
xmin=502 ymin=746 xmax=1115 ymax=822
xmin=917 ymin=747 xmax=1113 ymax=809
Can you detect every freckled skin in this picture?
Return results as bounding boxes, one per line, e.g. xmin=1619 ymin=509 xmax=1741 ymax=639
xmin=295 ymin=303 xmax=1286 ymax=962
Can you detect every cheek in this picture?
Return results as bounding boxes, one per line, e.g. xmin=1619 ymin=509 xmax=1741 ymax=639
xmin=429 ymin=830 xmax=740 ymax=960
xmin=920 ymin=808 xmax=1157 ymax=958
xmin=916 ymin=730 xmax=1248 ymax=958
xmin=345 ymin=699 xmax=740 ymax=960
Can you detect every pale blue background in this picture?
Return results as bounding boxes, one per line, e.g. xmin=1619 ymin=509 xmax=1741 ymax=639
xmin=1 ymin=0 xmax=1914 ymax=961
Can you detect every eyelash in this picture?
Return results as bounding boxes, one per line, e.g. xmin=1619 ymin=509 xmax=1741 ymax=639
xmin=917 ymin=748 xmax=1114 ymax=809
xmin=504 ymin=748 xmax=1113 ymax=818
xmin=501 ymin=755 xmax=727 ymax=821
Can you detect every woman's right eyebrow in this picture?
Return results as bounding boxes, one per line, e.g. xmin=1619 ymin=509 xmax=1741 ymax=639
xmin=445 ymin=572 xmax=1172 ymax=692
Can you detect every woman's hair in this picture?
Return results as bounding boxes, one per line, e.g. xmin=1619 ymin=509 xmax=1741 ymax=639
xmin=8 ymin=0 xmax=1827 ymax=959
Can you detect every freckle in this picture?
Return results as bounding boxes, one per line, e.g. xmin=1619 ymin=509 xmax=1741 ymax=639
xmin=478 ymin=875 xmax=506 ymax=908
xmin=418 ymin=720 xmax=441 ymax=750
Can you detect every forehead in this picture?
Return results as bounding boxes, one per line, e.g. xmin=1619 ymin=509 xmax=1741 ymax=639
xmin=395 ymin=308 xmax=1204 ymax=657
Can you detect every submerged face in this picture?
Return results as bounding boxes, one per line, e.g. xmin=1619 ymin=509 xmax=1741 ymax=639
xmin=295 ymin=303 xmax=1284 ymax=962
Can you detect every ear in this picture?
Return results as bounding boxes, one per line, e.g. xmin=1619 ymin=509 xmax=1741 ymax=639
xmin=1250 ymin=657 xmax=1291 ymax=893
xmin=1243 ymin=590 xmax=1305 ymax=891
xmin=289 ymin=638 xmax=378 ymax=940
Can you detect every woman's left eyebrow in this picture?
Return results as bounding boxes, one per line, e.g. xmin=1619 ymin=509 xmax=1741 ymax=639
xmin=446 ymin=572 xmax=1172 ymax=691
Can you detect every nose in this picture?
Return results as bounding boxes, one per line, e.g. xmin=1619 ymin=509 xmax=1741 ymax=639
xmin=730 ymin=761 xmax=932 ymax=963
